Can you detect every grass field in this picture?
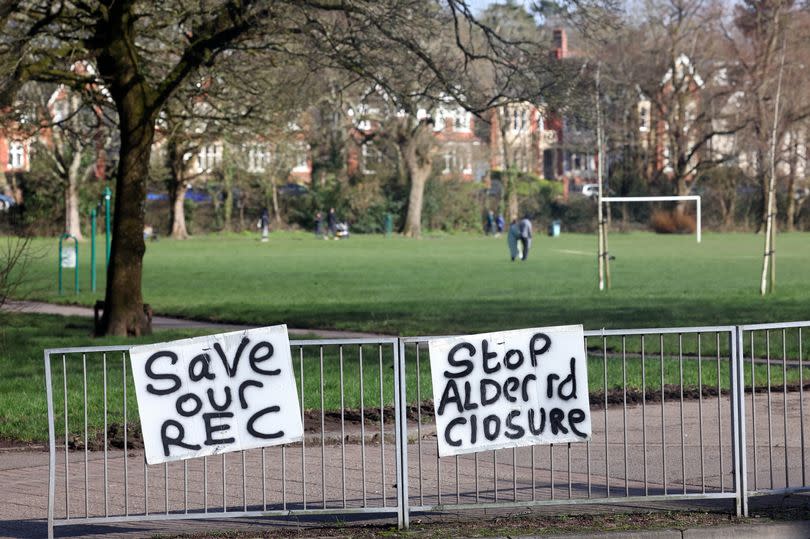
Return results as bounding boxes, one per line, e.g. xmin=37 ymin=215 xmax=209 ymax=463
xmin=3 ymin=230 xmax=809 ymax=442
xmin=17 ymin=230 xmax=810 ymax=335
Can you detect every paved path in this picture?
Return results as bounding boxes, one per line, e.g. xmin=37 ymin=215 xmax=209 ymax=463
xmin=2 ymin=300 xmax=386 ymax=339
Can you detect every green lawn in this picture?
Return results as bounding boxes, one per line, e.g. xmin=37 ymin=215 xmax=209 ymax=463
xmin=17 ymin=230 xmax=810 ymax=335
xmin=3 ymin=230 xmax=810 ymax=443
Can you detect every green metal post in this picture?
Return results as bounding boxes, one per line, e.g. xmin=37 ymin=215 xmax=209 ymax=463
xmin=104 ymin=186 xmax=111 ymax=267
xmin=90 ymin=208 xmax=97 ymax=292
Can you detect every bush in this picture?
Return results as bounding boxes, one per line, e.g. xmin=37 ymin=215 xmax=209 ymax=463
xmin=422 ymin=177 xmax=481 ymax=232
xmin=650 ymin=210 xmax=696 ymax=234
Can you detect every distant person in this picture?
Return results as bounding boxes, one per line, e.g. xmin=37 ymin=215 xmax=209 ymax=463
xmin=507 ymin=219 xmax=521 ymax=261
xmin=495 ymin=214 xmax=505 ymax=237
xmin=315 ymin=211 xmax=325 ymax=239
xmin=518 ymin=214 xmax=533 ymax=260
xmin=485 ymin=210 xmax=495 ymax=235
xmin=260 ymin=208 xmax=270 ymax=242
xmin=327 ymin=207 xmax=337 ymax=239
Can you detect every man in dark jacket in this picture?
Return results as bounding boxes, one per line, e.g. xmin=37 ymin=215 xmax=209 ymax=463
xmin=518 ymin=215 xmax=532 ymax=260
xmin=507 ymin=219 xmax=521 ymax=261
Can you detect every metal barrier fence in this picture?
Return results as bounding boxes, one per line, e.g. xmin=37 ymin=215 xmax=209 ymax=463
xmin=45 ymin=338 xmax=405 ymax=538
xmin=45 ymin=322 xmax=810 ymax=537
xmin=737 ymin=321 xmax=810 ymax=516
xmin=400 ymin=326 xmax=741 ymax=529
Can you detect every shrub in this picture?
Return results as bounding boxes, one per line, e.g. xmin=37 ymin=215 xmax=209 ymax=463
xmin=650 ymin=209 xmax=696 ymax=234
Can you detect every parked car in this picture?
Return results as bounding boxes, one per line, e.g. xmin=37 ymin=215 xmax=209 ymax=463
xmin=0 ymin=194 xmax=15 ymax=211
xmin=580 ymin=183 xmax=600 ymax=198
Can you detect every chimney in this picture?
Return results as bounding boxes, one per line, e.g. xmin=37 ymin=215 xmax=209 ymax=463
xmin=553 ymin=28 xmax=567 ymax=60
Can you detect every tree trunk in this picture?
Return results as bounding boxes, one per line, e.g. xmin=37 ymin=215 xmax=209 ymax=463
xmin=401 ymin=120 xmax=433 ymax=238
xmin=65 ymin=150 xmax=84 ymax=241
xmin=97 ymin=81 xmax=156 ymax=335
xmin=223 ymin=167 xmax=234 ymax=232
xmin=170 ymin=181 xmax=189 ymax=239
xmin=785 ymin=139 xmax=797 ymax=232
xmin=270 ymin=175 xmax=282 ymax=226
xmin=505 ymin=169 xmax=519 ymax=221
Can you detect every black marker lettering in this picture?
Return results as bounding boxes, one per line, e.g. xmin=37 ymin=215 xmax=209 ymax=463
xmin=462 ymin=381 xmax=478 ymax=410
xmin=505 ymin=410 xmax=525 ymax=439
xmin=569 ymin=408 xmax=588 ymax=438
xmin=444 ymin=417 xmax=465 ymax=447
xmin=247 ymin=406 xmax=284 ymax=438
xmin=249 ymin=341 xmax=280 ymax=376
xmin=175 ymin=393 xmax=203 ymax=417
xmin=480 ymin=378 xmax=501 ymax=406
xmin=213 ymin=337 xmax=250 ymax=377
xmin=547 ymin=373 xmax=560 ymax=398
xmin=203 ymin=412 xmax=235 ymax=445
xmin=504 ymin=349 xmax=524 ymax=370
xmin=529 ymin=333 xmax=552 ymax=367
xmin=206 ymin=387 xmax=232 ymax=411
xmin=482 ymin=339 xmax=500 ymax=374
xmin=549 ymin=408 xmax=567 ymax=435
xmin=557 ymin=358 xmax=577 ymax=400
xmin=528 ymin=408 xmax=546 ymax=435
xmin=437 ymin=379 xmax=463 ymax=415
xmin=521 ymin=374 xmax=537 ymax=401
xmin=483 ymin=415 xmax=501 ymax=440
xmin=503 ymin=377 xmax=519 ymax=403
xmin=445 ymin=342 xmax=475 ymax=378
xmin=145 ymin=351 xmax=181 ymax=396
xmin=161 ymin=419 xmax=200 ymax=457
xmin=189 ymin=353 xmax=214 ymax=382
xmin=239 ymin=380 xmax=263 ymax=409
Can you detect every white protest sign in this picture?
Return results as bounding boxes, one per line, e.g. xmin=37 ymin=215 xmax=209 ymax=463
xmin=429 ymin=325 xmax=590 ymax=457
xmin=60 ymin=249 xmax=76 ymax=268
xmin=130 ymin=325 xmax=303 ymax=465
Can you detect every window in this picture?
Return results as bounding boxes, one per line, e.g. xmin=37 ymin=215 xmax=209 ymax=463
xmin=512 ymin=109 xmax=520 ymax=131
xmin=247 ymin=145 xmax=269 ymax=173
xmin=521 ymin=110 xmax=528 ymax=130
xmin=361 ymin=142 xmax=379 ymax=174
xmin=197 ymin=144 xmax=221 ymax=173
xmin=454 ymin=107 xmax=471 ymax=132
xmin=292 ymin=142 xmax=309 ymax=172
xmin=639 ymin=106 xmax=649 ymax=131
xmin=8 ymin=141 xmax=24 ymax=169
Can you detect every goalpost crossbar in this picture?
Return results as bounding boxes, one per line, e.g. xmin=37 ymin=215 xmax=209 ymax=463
xmin=600 ymin=195 xmax=701 ymax=243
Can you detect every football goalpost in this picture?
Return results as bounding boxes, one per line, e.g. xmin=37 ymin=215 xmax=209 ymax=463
xmin=597 ymin=195 xmax=702 ymax=290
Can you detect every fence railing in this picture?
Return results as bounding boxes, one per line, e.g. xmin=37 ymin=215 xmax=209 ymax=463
xmin=44 ymin=322 xmax=810 ymax=537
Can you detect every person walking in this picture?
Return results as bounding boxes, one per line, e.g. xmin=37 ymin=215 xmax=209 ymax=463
xmin=485 ymin=210 xmax=495 ymax=235
xmin=518 ymin=214 xmax=533 ymax=260
xmin=507 ymin=219 xmax=521 ymax=261
xmin=260 ymin=207 xmax=270 ymax=242
xmin=327 ymin=207 xmax=337 ymax=239
xmin=315 ymin=211 xmax=325 ymax=239
xmin=495 ymin=214 xmax=505 ymax=237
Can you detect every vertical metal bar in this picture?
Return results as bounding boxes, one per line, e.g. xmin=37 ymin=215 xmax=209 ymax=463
xmin=339 ymin=346 xmax=346 ymax=508
xmin=567 ymin=444 xmax=572 ymax=499
xmin=641 ymin=336 xmax=648 ymax=496
xmin=767 ymin=330 xmax=774 ymax=488
xmin=45 ymin=352 xmax=56 ymax=539
xmin=299 ymin=346 xmax=306 ymax=509
xmin=184 ymin=461 xmax=188 ymax=514
xmin=204 ymin=456 xmax=208 ymax=513
xmin=394 ymin=340 xmax=410 ymax=529
xmin=678 ymin=333 xmax=686 ymax=494
xmin=144 ymin=456 xmax=148 ymax=515
xmin=585 ymin=336 xmax=591 ymax=498
xmin=222 ymin=453 xmax=227 ymax=512
xmin=697 ymin=335 xmax=705 ymax=493
xmin=717 ymin=333 xmax=724 ymax=493
xmin=456 ymin=455 xmax=460 ymax=504
xmin=102 ymin=353 xmax=109 ymax=517
xmin=782 ymin=329 xmax=789 ymax=487
xmin=122 ymin=353 xmax=128 ymax=516
xmin=320 ymin=346 xmax=326 ymax=509
xmin=82 ymin=354 xmax=89 ymax=517
xmin=379 ymin=345 xmax=386 ymax=507
xmin=622 ymin=336 xmax=628 ymax=497
xmin=241 ymin=451 xmax=247 ymax=512
xmin=164 ymin=462 xmax=169 ymax=514
xmin=603 ymin=336 xmax=609 ymax=497
xmin=475 ymin=452 xmax=480 ymax=503
xmin=660 ymin=334 xmax=667 ymax=495
xmin=733 ymin=327 xmax=748 ymax=517
xmin=492 ymin=450 xmax=496 ymax=502
xmin=512 ymin=447 xmax=517 ymax=502
xmin=281 ymin=444 xmax=286 ymax=511
xmin=799 ymin=328 xmax=807 ymax=486
xmin=550 ymin=444 xmax=554 ymax=500
xmin=750 ymin=331 xmax=757 ymax=491
xmin=261 ymin=448 xmax=266 ymax=511
xmin=530 ymin=445 xmax=535 ymax=502
xmin=359 ymin=346 xmax=367 ymax=506
xmin=62 ymin=355 xmax=69 ymax=520
xmin=416 ymin=344 xmax=424 ymax=507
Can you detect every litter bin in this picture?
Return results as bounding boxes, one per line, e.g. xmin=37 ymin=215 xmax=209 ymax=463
xmin=384 ymin=213 xmax=393 ymax=237
xmin=548 ymin=219 xmax=561 ymax=237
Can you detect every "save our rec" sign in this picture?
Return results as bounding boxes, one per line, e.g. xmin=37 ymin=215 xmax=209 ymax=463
xmin=429 ymin=325 xmax=591 ymax=457
xmin=130 ymin=326 xmax=303 ymax=465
